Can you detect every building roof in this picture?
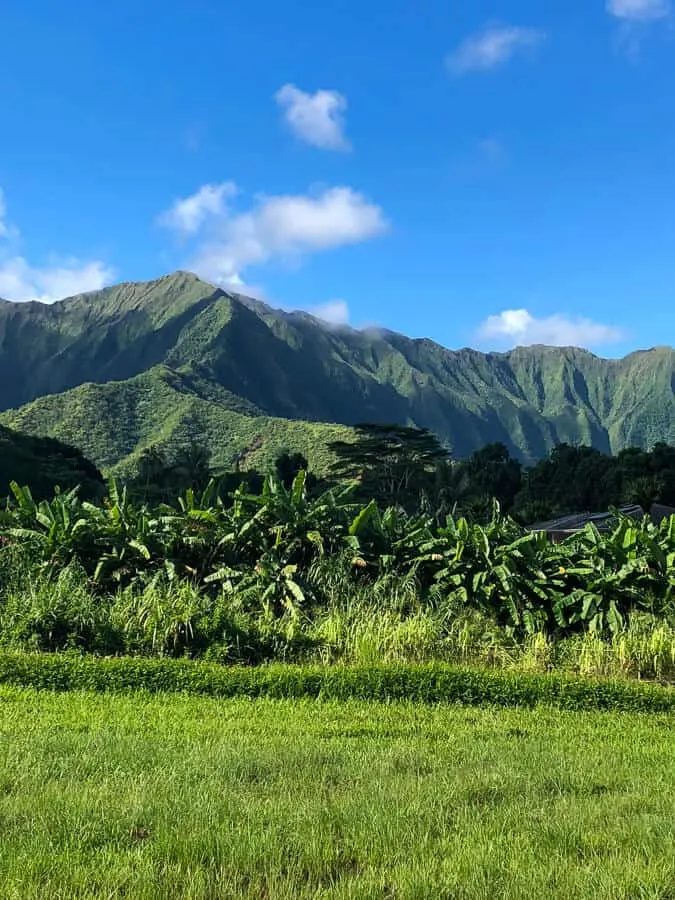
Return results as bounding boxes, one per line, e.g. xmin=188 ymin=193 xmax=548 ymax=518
xmin=650 ymin=503 xmax=675 ymax=525
xmin=529 ymin=505 xmax=644 ymax=535
xmin=530 ymin=503 xmax=675 ymax=535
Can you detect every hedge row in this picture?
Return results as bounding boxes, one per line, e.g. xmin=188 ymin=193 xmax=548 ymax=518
xmin=0 ymin=652 xmax=673 ymax=712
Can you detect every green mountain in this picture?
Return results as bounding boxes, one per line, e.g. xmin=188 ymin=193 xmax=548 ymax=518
xmin=0 ymin=425 xmax=104 ymax=500
xmin=0 ymin=271 xmax=673 ymax=474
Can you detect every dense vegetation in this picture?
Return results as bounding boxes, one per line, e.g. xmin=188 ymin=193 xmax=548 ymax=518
xmin=1 ymin=691 xmax=673 ymax=898
xmin=1 ymin=458 xmax=673 ymax=677
xmin=1 ymin=270 xmax=673 ymax=680
xmin=1 ymin=272 xmax=673 ymax=475
xmin=0 ymin=424 xmax=104 ymax=501
xmin=4 ymin=412 xmax=675 ymax=521
xmin=1 ymin=654 xmax=672 ymax=711
xmin=324 ymin=426 xmax=675 ymax=521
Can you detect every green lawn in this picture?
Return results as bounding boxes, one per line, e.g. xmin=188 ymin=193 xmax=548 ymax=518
xmin=0 ymin=689 xmax=673 ymax=899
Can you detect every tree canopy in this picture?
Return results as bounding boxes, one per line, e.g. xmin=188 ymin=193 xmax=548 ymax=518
xmin=328 ymin=424 xmax=451 ymax=512
xmin=8 ymin=415 xmax=675 ymax=526
xmin=0 ymin=425 xmax=104 ymax=501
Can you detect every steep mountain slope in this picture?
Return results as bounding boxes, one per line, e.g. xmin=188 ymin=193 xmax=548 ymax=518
xmin=0 ymin=272 xmax=230 ymax=410
xmin=0 ymin=271 xmax=673 ymax=472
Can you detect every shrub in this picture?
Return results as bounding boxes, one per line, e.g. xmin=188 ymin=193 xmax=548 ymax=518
xmin=0 ymin=653 xmax=671 ymax=712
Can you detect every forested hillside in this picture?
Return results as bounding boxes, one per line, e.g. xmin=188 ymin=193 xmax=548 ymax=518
xmin=1 ymin=271 xmax=673 ymax=474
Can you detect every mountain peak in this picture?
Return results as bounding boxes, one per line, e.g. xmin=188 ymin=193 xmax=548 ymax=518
xmin=162 ymin=270 xmax=209 ymax=287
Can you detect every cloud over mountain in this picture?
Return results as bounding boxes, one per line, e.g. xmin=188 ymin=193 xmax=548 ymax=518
xmin=160 ymin=183 xmax=387 ymax=286
xmin=0 ymin=187 xmax=114 ymax=302
xmin=476 ymin=308 xmax=625 ymax=349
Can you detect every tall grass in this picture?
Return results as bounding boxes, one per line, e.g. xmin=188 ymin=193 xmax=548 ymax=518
xmin=0 ymin=548 xmax=673 ymax=680
xmin=309 ymin=603 xmax=675 ymax=681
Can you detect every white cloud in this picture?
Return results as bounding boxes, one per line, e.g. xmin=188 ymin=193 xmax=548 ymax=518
xmin=0 ymin=188 xmax=115 ymax=302
xmin=476 ymin=309 xmax=624 ymax=349
xmin=275 ymin=84 xmax=350 ymax=151
xmin=0 ymin=256 xmax=114 ymax=303
xmin=306 ymin=299 xmax=350 ymax=325
xmin=159 ymin=182 xmax=237 ymax=235
xmin=160 ymin=183 xmax=388 ymax=285
xmin=607 ymin=0 xmax=670 ymax=20
xmin=446 ymin=24 xmax=546 ymax=74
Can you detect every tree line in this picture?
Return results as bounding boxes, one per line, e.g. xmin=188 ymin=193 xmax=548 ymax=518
xmin=130 ymin=424 xmax=675 ymax=524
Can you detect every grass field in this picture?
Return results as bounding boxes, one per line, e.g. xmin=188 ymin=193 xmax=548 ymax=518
xmin=0 ymin=689 xmax=673 ymax=899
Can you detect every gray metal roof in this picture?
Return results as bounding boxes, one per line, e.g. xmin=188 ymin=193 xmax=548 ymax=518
xmin=529 ymin=505 xmax=645 ymax=534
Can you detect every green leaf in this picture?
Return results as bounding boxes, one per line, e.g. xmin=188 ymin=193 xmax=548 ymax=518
xmin=349 ymin=500 xmax=378 ymax=537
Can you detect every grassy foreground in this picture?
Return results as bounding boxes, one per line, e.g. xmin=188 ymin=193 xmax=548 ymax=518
xmin=0 ymin=689 xmax=673 ymax=899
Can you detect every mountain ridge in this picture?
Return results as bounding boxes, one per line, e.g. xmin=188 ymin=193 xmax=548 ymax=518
xmin=0 ymin=271 xmax=673 ymax=473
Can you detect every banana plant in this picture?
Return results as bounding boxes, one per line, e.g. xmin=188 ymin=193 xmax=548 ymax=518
xmin=5 ymin=482 xmax=91 ymax=573
xmin=2 ymin=475 xmax=674 ymax=638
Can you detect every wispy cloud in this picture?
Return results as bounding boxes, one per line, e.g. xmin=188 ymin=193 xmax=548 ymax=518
xmin=184 ymin=122 xmax=205 ymax=153
xmin=475 ymin=309 xmax=625 ymax=349
xmin=446 ymin=24 xmax=546 ymax=74
xmin=607 ymin=0 xmax=670 ymax=21
xmin=275 ymin=84 xmax=350 ymax=151
xmin=476 ymin=137 xmax=505 ymax=166
xmin=306 ymin=299 xmax=350 ymax=325
xmin=0 ymin=188 xmax=115 ymax=302
xmin=607 ymin=0 xmax=671 ymax=57
xmin=158 ymin=182 xmax=237 ymax=235
xmin=159 ymin=182 xmax=387 ymax=286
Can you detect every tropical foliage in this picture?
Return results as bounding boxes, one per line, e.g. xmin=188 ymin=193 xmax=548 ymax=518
xmin=1 ymin=471 xmax=673 ymax=668
xmin=122 ymin=430 xmax=675 ymax=526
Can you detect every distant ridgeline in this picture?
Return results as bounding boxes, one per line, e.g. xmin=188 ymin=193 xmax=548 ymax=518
xmin=0 ymin=272 xmax=673 ymax=481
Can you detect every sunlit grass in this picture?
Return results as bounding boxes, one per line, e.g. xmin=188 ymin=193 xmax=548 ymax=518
xmin=3 ymin=554 xmax=674 ymax=680
xmin=0 ymin=688 xmax=673 ymax=898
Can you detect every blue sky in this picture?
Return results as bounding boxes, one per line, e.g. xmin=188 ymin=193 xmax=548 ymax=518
xmin=1 ymin=0 xmax=674 ymax=354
